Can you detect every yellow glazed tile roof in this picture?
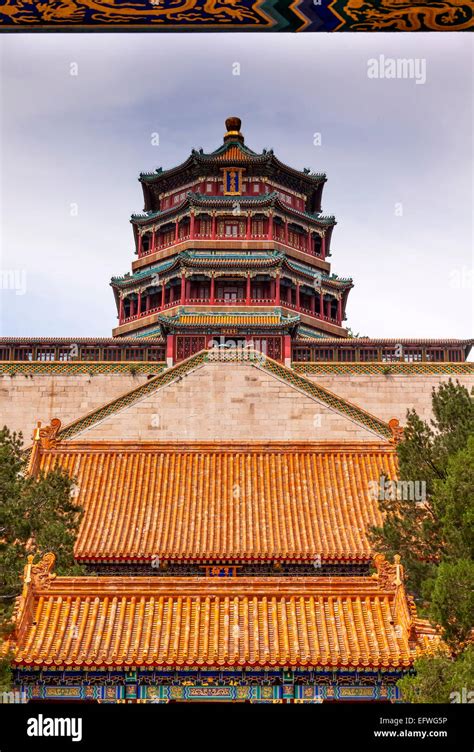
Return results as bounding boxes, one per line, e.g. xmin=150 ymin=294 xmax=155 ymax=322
xmin=36 ymin=442 xmax=396 ymax=563
xmin=216 ymin=145 xmax=248 ymax=161
xmin=12 ymin=554 xmax=438 ymax=669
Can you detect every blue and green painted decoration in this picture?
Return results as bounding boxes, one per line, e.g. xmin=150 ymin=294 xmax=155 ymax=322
xmin=0 ymin=0 xmax=472 ymax=32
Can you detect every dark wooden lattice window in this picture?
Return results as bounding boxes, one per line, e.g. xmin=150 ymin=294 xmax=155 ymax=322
xmin=359 ymin=349 xmax=379 ymax=362
xmin=124 ymin=348 xmax=145 ymax=361
xmin=80 ymin=348 xmax=100 ymax=361
xmin=176 ymin=336 xmax=206 ymax=361
xmin=339 ymin=349 xmax=356 ymax=362
xmin=425 ymin=349 xmax=445 ymax=362
xmin=291 ymin=347 xmax=310 ymax=362
xmin=36 ymin=347 xmax=56 ymax=361
xmin=14 ymin=348 xmax=33 ymax=361
xmin=103 ymin=348 xmax=122 ymax=361
xmin=404 ymin=349 xmax=423 ymax=362
xmin=146 ymin=347 xmax=165 ymax=362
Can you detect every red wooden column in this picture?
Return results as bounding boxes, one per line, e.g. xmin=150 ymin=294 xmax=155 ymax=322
xmin=296 ymin=283 xmax=300 ymax=311
xmin=175 ymin=220 xmax=179 ymax=243
xmin=319 ymin=293 xmax=324 ymax=318
xmin=190 ymin=213 xmax=195 ymax=239
xmin=321 ymin=234 xmax=326 ymax=259
xmin=337 ymin=297 xmax=342 ymax=324
xmin=275 ymin=274 xmax=281 ymax=305
xmin=146 ymin=294 xmax=151 ymax=313
xmin=246 ymin=214 xmax=251 ymax=240
xmin=130 ymin=298 xmax=135 ymax=317
xmin=211 ymin=214 xmax=216 ymax=240
xmin=151 ymin=229 xmax=156 ymax=253
xmin=119 ymin=296 xmax=124 ymax=323
xmin=161 ymin=283 xmax=166 ymax=309
xmin=210 ymin=275 xmax=215 ymax=304
xmin=180 ymin=273 xmax=186 ymax=304
xmin=137 ymin=292 xmax=142 ymax=317
xmin=166 ymin=334 xmax=174 ymax=367
xmin=137 ymin=233 xmax=142 ymax=256
xmin=268 ymin=213 xmax=274 ymax=240
xmin=306 ymin=230 xmax=312 ymax=254
xmin=283 ymin=335 xmax=292 ymax=367
xmin=246 ymin=274 xmax=251 ymax=305
xmin=284 ymin=221 xmax=289 ymax=245
xmin=310 ymin=293 xmax=316 ymax=316
xmin=326 ymin=298 xmax=332 ymax=320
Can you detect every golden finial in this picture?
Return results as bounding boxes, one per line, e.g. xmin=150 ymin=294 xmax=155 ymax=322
xmin=224 ymin=116 xmax=244 ymax=144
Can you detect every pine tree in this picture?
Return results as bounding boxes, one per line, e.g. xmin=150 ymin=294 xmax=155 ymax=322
xmin=369 ymin=381 xmax=474 ymax=701
xmin=0 ymin=426 xmax=82 ymax=690
xmin=370 ymin=380 xmax=473 ymax=610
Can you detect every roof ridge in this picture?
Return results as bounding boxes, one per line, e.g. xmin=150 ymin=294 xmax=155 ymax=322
xmin=28 ymin=348 xmax=393 ymax=443
xmin=51 ymin=350 xmax=209 ymax=443
xmin=254 ymin=354 xmax=392 ymax=439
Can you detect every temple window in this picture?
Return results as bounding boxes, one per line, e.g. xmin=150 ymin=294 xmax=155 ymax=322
xmin=36 ymin=347 xmax=56 ymax=362
xmin=80 ymin=347 xmax=100 ymax=361
xmin=146 ymin=347 xmax=166 ymax=361
xmin=381 ymin=349 xmax=398 ymax=362
xmin=359 ymin=349 xmax=379 ymax=362
xmin=199 ymin=219 xmax=211 ymax=236
xmin=124 ymin=348 xmax=145 ymax=361
xmin=217 ymin=284 xmax=244 ymax=301
xmin=225 ymin=223 xmax=239 ymax=237
xmin=14 ymin=347 xmax=33 ymax=361
xmin=103 ymin=348 xmax=122 ymax=361
xmin=404 ymin=349 xmax=423 ymax=362
xmin=425 ymin=349 xmax=445 ymax=362
xmin=57 ymin=347 xmax=72 ymax=361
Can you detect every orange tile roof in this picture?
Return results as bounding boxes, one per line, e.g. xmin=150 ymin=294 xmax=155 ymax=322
xmin=36 ymin=442 xmax=396 ymax=563
xmin=216 ymin=145 xmax=248 ymax=162
xmin=12 ymin=554 xmax=438 ymax=669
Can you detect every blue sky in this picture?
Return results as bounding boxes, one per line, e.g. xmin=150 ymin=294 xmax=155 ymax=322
xmin=0 ymin=32 xmax=472 ymax=339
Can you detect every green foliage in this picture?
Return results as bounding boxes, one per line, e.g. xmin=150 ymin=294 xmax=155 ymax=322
xmin=0 ymin=649 xmax=16 ymax=694
xmin=397 ymin=380 xmax=473 ymax=498
xmin=427 ymin=559 xmax=474 ymax=648
xmin=0 ymin=426 xmax=82 ymax=689
xmin=398 ymin=646 xmax=474 ymax=704
xmin=370 ymin=380 xmax=474 ymax=650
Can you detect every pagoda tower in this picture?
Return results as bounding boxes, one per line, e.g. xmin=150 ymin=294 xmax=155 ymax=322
xmin=111 ymin=117 xmax=353 ymax=365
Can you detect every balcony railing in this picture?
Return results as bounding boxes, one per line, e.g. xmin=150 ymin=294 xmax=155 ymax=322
xmin=121 ymin=298 xmax=341 ymax=326
xmin=136 ymin=232 xmax=326 ymax=259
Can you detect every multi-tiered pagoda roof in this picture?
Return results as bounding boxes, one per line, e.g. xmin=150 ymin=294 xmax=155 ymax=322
xmin=111 ymin=117 xmax=353 ymax=360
